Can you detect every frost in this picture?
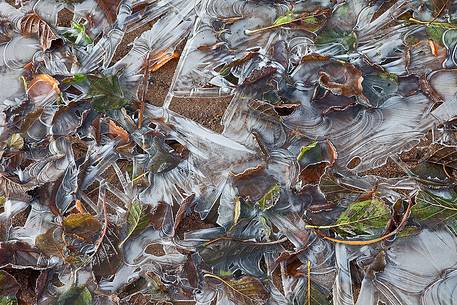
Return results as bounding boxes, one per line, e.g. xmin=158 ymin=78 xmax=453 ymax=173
xmin=0 ymin=0 xmax=457 ymax=304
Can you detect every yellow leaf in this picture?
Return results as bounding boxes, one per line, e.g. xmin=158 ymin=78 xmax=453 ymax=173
xmin=7 ymin=133 xmax=24 ymax=150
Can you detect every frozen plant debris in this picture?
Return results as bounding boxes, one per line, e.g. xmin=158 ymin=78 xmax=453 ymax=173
xmin=0 ymin=0 xmax=457 ymax=304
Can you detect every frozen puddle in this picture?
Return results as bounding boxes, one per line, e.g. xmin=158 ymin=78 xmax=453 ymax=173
xmin=0 ymin=0 xmax=457 ymax=304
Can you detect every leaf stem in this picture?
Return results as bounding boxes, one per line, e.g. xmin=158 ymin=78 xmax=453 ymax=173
xmin=245 ymin=17 xmax=305 ymax=35
xmin=315 ymin=199 xmax=412 ymax=246
xmin=408 ymin=17 xmax=457 ymax=29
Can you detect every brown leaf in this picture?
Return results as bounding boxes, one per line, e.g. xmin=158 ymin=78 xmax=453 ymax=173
xmin=318 ymin=63 xmax=364 ymax=98
xmin=174 ymin=194 xmax=195 ymax=234
xmin=62 ymin=213 xmax=101 ymax=242
xmin=20 ymin=13 xmax=57 ymax=50
xmin=107 ymin=120 xmax=130 ymax=145
xmin=35 ymin=271 xmax=49 ymax=300
xmin=35 ymin=227 xmax=65 ymax=257
xmin=0 ymin=241 xmax=51 ymax=269
xmin=0 ymin=270 xmax=20 ymax=297
xmin=150 ymin=202 xmax=169 ymax=230
xmin=0 ymin=172 xmax=34 ymax=201
xmin=206 ymin=274 xmax=270 ymax=305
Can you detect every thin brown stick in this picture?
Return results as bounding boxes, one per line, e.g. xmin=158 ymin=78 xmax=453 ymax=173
xmin=138 ymin=53 xmax=151 ymax=129
xmin=307 ymin=260 xmax=311 ymax=305
xmin=429 ymin=0 xmax=450 ymax=25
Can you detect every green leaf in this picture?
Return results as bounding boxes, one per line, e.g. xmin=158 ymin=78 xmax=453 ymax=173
xmin=0 ymin=296 xmax=17 ymax=305
xmin=273 ymin=11 xmax=294 ymax=26
xmin=315 ymin=30 xmax=357 ymax=52
xmin=334 ymin=199 xmax=391 ymax=237
xmin=297 ymin=141 xmax=318 ymax=161
xmin=62 ymin=21 xmax=93 ymax=45
xmin=120 ymin=202 xmax=150 ymax=246
xmin=87 ymin=75 xmax=129 ymax=112
xmin=412 ymin=189 xmax=457 ymax=224
xmin=56 ymin=286 xmax=92 ymax=305
xmin=257 ymin=184 xmax=281 ymax=211
xmin=426 ymin=26 xmax=446 ymax=45
xmin=72 ymin=73 xmax=87 ymax=83
xmin=0 ymin=196 xmax=5 ymax=208
xmin=397 ymin=225 xmax=420 ymax=238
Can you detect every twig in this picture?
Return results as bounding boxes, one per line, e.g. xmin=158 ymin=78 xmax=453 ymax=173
xmin=138 ymin=52 xmax=151 ymax=129
xmin=307 ymin=260 xmax=311 ymax=305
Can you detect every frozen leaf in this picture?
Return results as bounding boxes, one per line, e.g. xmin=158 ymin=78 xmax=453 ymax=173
xmin=297 ymin=141 xmax=318 ymax=161
xmin=412 ymin=189 xmax=457 ymax=226
xmin=206 ymin=274 xmax=269 ymax=305
xmin=6 ymin=134 xmax=24 ymax=150
xmin=56 ymin=286 xmax=92 ymax=305
xmin=63 ymin=213 xmax=101 ymax=242
xmin=0 ymin=241 xmax=56 ymax=269
xmin=0 ymin=270 xmax=19 ymax=297
xmin=87 ymin=75 xmax=129 ymax=112
xmin=0 ymin=173 xmax=34 ymax=201
xmin=20 ymin=13 xmax=57 ymax=50
xmin=120 ymin=201 xmax=150 ymax=246
xmin=148 ymin=137 xmax=182 ymax=174
xmin=107 ymin=120 xmax=129 ymax=145
xmin=333 ymin=199 xmax=391 ymax=237
xmin=92 ymin=224 xmax=122 ymax=278
xmin=62 ymin=21 xmax=93 ymax=45
xmin=27 ymin=74 xmax=61 ymax=104
xmin=315 ymin=29 xmax=357 ymax=52
xmin=198 ymin=238 xmax=278 ymax=277
xmin=35 ymin=226 xmax=65 ymax=257
xmin=257 ymin=184 xmax=280 ymax=211
xmin=361 ymin=72 xmax=399 ymax=107
xmin=0 ymin=297 xmax=17 ymax=305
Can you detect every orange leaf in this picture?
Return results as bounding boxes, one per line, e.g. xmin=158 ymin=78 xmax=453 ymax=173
xmin=108 ymin=120 xmax=129 ymax=145
xmin=27 ymin=74 xmax=60 ymax=102
xmin=150 ymin=51 xmax=179 ymax=72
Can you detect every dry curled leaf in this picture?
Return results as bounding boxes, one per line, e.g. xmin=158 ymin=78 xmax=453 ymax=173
xmin=20 ymin=13 xmax=57 ymax=50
